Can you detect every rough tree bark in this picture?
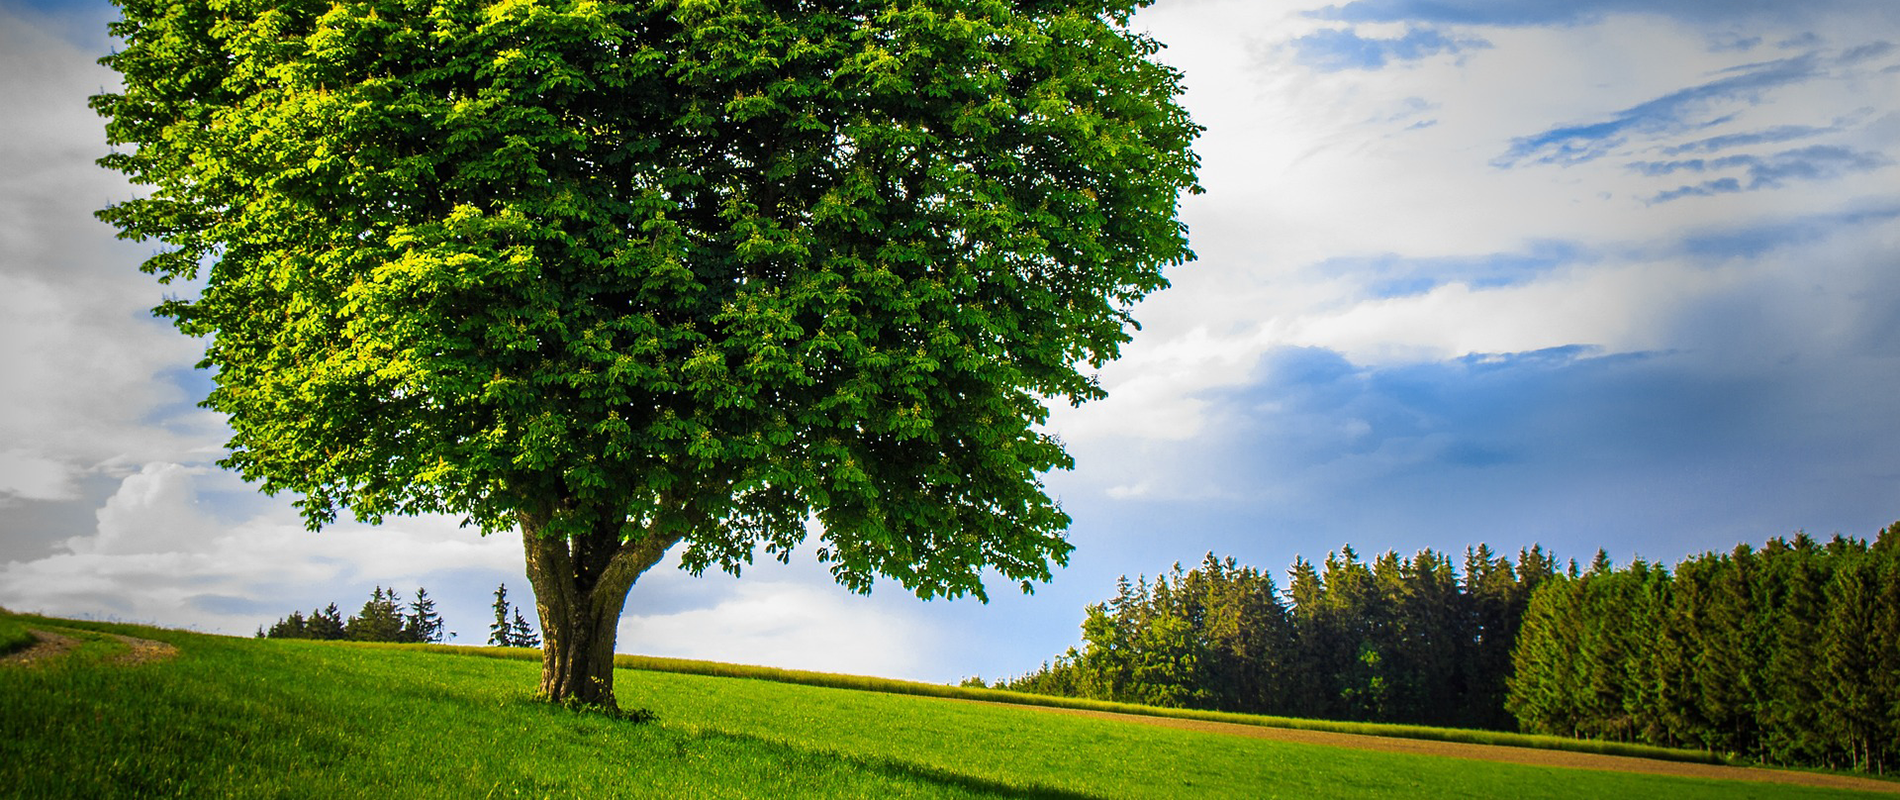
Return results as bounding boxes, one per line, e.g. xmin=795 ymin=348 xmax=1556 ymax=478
xmin=520 ymin=511 xmax=682 ymax=710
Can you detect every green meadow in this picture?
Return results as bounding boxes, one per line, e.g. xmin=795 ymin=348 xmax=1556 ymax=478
xmin=0 ymin=613 xmax=1886 ymax=799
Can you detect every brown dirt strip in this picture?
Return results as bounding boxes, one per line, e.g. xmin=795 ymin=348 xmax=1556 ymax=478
xmin=1 ymin=630 xmax=80 ymax=665
xmin=110 ymin=632 xmax=179 ymax=664
xmin=0 ymin=629 xmax=178 ymax=666
xmin=962 ymin=700 xmax=1900 ymax=795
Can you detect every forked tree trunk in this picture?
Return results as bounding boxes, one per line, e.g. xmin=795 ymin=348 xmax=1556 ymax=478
xmin=519 ymin=513 xmax=681 ymax=710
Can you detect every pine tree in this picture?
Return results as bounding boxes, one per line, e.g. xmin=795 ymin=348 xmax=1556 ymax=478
xmin=490 ymin=584 xmax=515 ymax=647
xmin=309 ymin=603 xmax=346 ymax=640
xmin=511 ymin=609 xmax=541 ymax=649
xmin=405 ymin=587 xmax=444 ymax=644
xmin=265 ymin=610 xmax=309 ymax=639
xmin=347 ymin=586 xmax=408 ymax=642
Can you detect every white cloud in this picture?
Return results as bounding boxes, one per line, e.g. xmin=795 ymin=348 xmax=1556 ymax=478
xmin=0 ymin=448 xmax=80 ymax=503
xmin=0 ymin=462 xmax=523 ymax=631
xmin=618 ymin=579 xmax=933 ymax=680
xmin=0 ymin=7 xmax=222 ymax=492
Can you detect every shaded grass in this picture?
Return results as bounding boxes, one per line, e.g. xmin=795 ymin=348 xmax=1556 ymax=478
xmin=0 ymin=609 xmax=34 ymax=656
xmin=4 ymin=616 xmax=1881 ymax=798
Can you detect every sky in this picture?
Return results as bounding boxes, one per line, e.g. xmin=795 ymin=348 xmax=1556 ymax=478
xmin=2 ymin=0 xmax=1897 ymax=685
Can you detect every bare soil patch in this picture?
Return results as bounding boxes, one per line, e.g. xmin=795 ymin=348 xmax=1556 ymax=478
xmin=0 ymin=629 xmax=178 ymax=667
xmin=966 ymin=700 xmax=1900 ymax=794
xmin=0 ymin=630 xmax=80 ymax=666
xmin=110 ymin=633 xmax=179 ymax=664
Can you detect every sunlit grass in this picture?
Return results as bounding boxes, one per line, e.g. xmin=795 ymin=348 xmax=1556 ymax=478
xmin=433 ymin=643 xmax=1729 ymax=765
xmin=0 ymin=615 xmax=1881 ymax=799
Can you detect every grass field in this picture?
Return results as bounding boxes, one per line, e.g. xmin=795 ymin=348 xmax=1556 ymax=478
xmin=0 ymin=611 xmax=33 ymax=656
xmin=0 ymin=613 xmax=1886 ymax=798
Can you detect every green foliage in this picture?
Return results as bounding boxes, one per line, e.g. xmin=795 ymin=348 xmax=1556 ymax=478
xmin=405 ymin=588 xmax=445 ymax=643
xmin=1505 ymin=523 xmax=1900 ymax=773
xmin=1006 ymin=545 xmax=1555 ymax=729
xmin=265 ymin=588 xmax=446 ymax=643
xmin=347 ymin=587 xmax=408 ymax=642
xmin=9 ymin=616 xmax=1855 ymax=799
xmin=487 ymin=582 xmax=540 ymax=648
xmin=94 ymin=0 xmax=1200 ymax=603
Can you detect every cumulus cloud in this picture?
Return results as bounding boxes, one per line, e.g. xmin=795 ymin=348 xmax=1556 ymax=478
xmin=0 ymin=462 xmax=524 ymax=633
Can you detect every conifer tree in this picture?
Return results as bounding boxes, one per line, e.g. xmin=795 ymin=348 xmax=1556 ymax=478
xmin=265 ymin=610 xmax=309 ymax=639
xmin=309 ymin=603 xmax=347 ymax=640
xmin=490 ymin=584 xmax=515 ymax=648
xmin=347 ymin=586 xmax=407 ymax=642
xmin=511 ymin=609 xmax=541 ymax=649
xmin=406 ymin=587 xmax=444 ymax=644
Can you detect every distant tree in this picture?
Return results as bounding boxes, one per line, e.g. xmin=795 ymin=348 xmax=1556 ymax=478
xmin=98 ymin=0 xmax=1200 ymax=711
xmin=265 ymin=610 xmax=309 ymax=639
xmin=510 ymin=609 xmax=542 ymax=650
xmin=490 ymin=584 xmax=516 ymax=648
xmin=405 ymin=587 xmax=444 ymax=644
xmin=347 ymin=586 xmax=407 ymax=642
xmin=308 ymin=603 xmax=347 ymax=641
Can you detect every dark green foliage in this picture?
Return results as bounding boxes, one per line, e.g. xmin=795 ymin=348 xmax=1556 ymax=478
xmin=488 ymin=583 xmax=540 ymax=648
xmin=264 ymin=591 xmax=427 ymax=643
xmin=1505 ymin=522 xmax=1900 ymax=774
xmin=1002 ymin=546 xmax=1552 ymax=729
xmin=406 ymin=588 xmax=446 ymax=643
xmin=348 ymin=587 xmax=408 ymax=642
xmin=511 ymin=610 xmax=542 ymax=649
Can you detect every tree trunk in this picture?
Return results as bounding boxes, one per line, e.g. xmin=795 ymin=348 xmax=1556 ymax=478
xmin=520 ymin=513 xmax=680 ymax=710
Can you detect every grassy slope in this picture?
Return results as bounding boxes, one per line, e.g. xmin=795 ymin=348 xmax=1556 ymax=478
xmin=0 ymin=615 xmax=1880 ymax=799
xmin=0 ymin=612 xmax=33 ymax=656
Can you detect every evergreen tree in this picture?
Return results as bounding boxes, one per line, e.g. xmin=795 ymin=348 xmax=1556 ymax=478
xmin=405 ymin=587 xmax=444 ymax=644
xmin=1761 ymin=534 xmax=1828 ymax=765
xmin=347 ymin=586 xmax=407 ymax=642
xmin=265 ymin=610 xmax=309 ymax=639
xmin=511 ymin=609 xmax=541 ymax=649
xmin=490 ymin=584 xmax=515 ymax=648
xmin=308 ymin=603 xmax=347 ymax=641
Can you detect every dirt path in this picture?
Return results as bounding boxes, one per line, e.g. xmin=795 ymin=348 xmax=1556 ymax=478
xmin=0 ymin=629 xmax=178 ymax=666
xmin=0 ymin=630 xmax=80 ymax=666
xmin=965 ymin=700 xmax=1900 ymax=795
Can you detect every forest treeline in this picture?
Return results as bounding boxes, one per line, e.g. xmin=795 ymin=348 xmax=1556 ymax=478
xmin=997 ymin=523 xmax=1900 ymax=773
xmin=994 ymin=545 xmax=1559 ymax=730
xmin=1509 ymin=526 xmax=1900 ymax=772
xmin=259 ymin=586 xmax=445 ymax=643
xmin=259 ymin=583 xmax=543 ymax=648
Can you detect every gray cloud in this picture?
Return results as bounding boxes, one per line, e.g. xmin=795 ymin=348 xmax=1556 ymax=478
xmin=1496 ymin=53 xmax=1826 ymax=167
xmin=1309 ymin=0 xmax=1900 ymax=28
xmin=1639 ymin=145 xmax=1891 ymax=202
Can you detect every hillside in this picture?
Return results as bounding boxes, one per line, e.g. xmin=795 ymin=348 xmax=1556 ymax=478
xmin=2 ymin=614 xmax=1893 ymax=798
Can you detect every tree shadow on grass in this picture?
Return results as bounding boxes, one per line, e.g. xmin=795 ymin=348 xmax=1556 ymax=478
xmin=689 ymin=726 xmax=1108 ymax=800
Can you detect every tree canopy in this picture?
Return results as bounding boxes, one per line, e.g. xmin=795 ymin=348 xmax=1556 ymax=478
xmin=97 ymin=0 xmax=1200 ymax=705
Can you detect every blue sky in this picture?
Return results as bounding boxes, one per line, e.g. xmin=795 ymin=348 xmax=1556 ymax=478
xmin=1 ymin=0 xmax=1896 ymax=684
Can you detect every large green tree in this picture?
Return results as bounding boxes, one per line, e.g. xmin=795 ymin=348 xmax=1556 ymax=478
xmin=96 ymin=0 xmax=1200 ymax=708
